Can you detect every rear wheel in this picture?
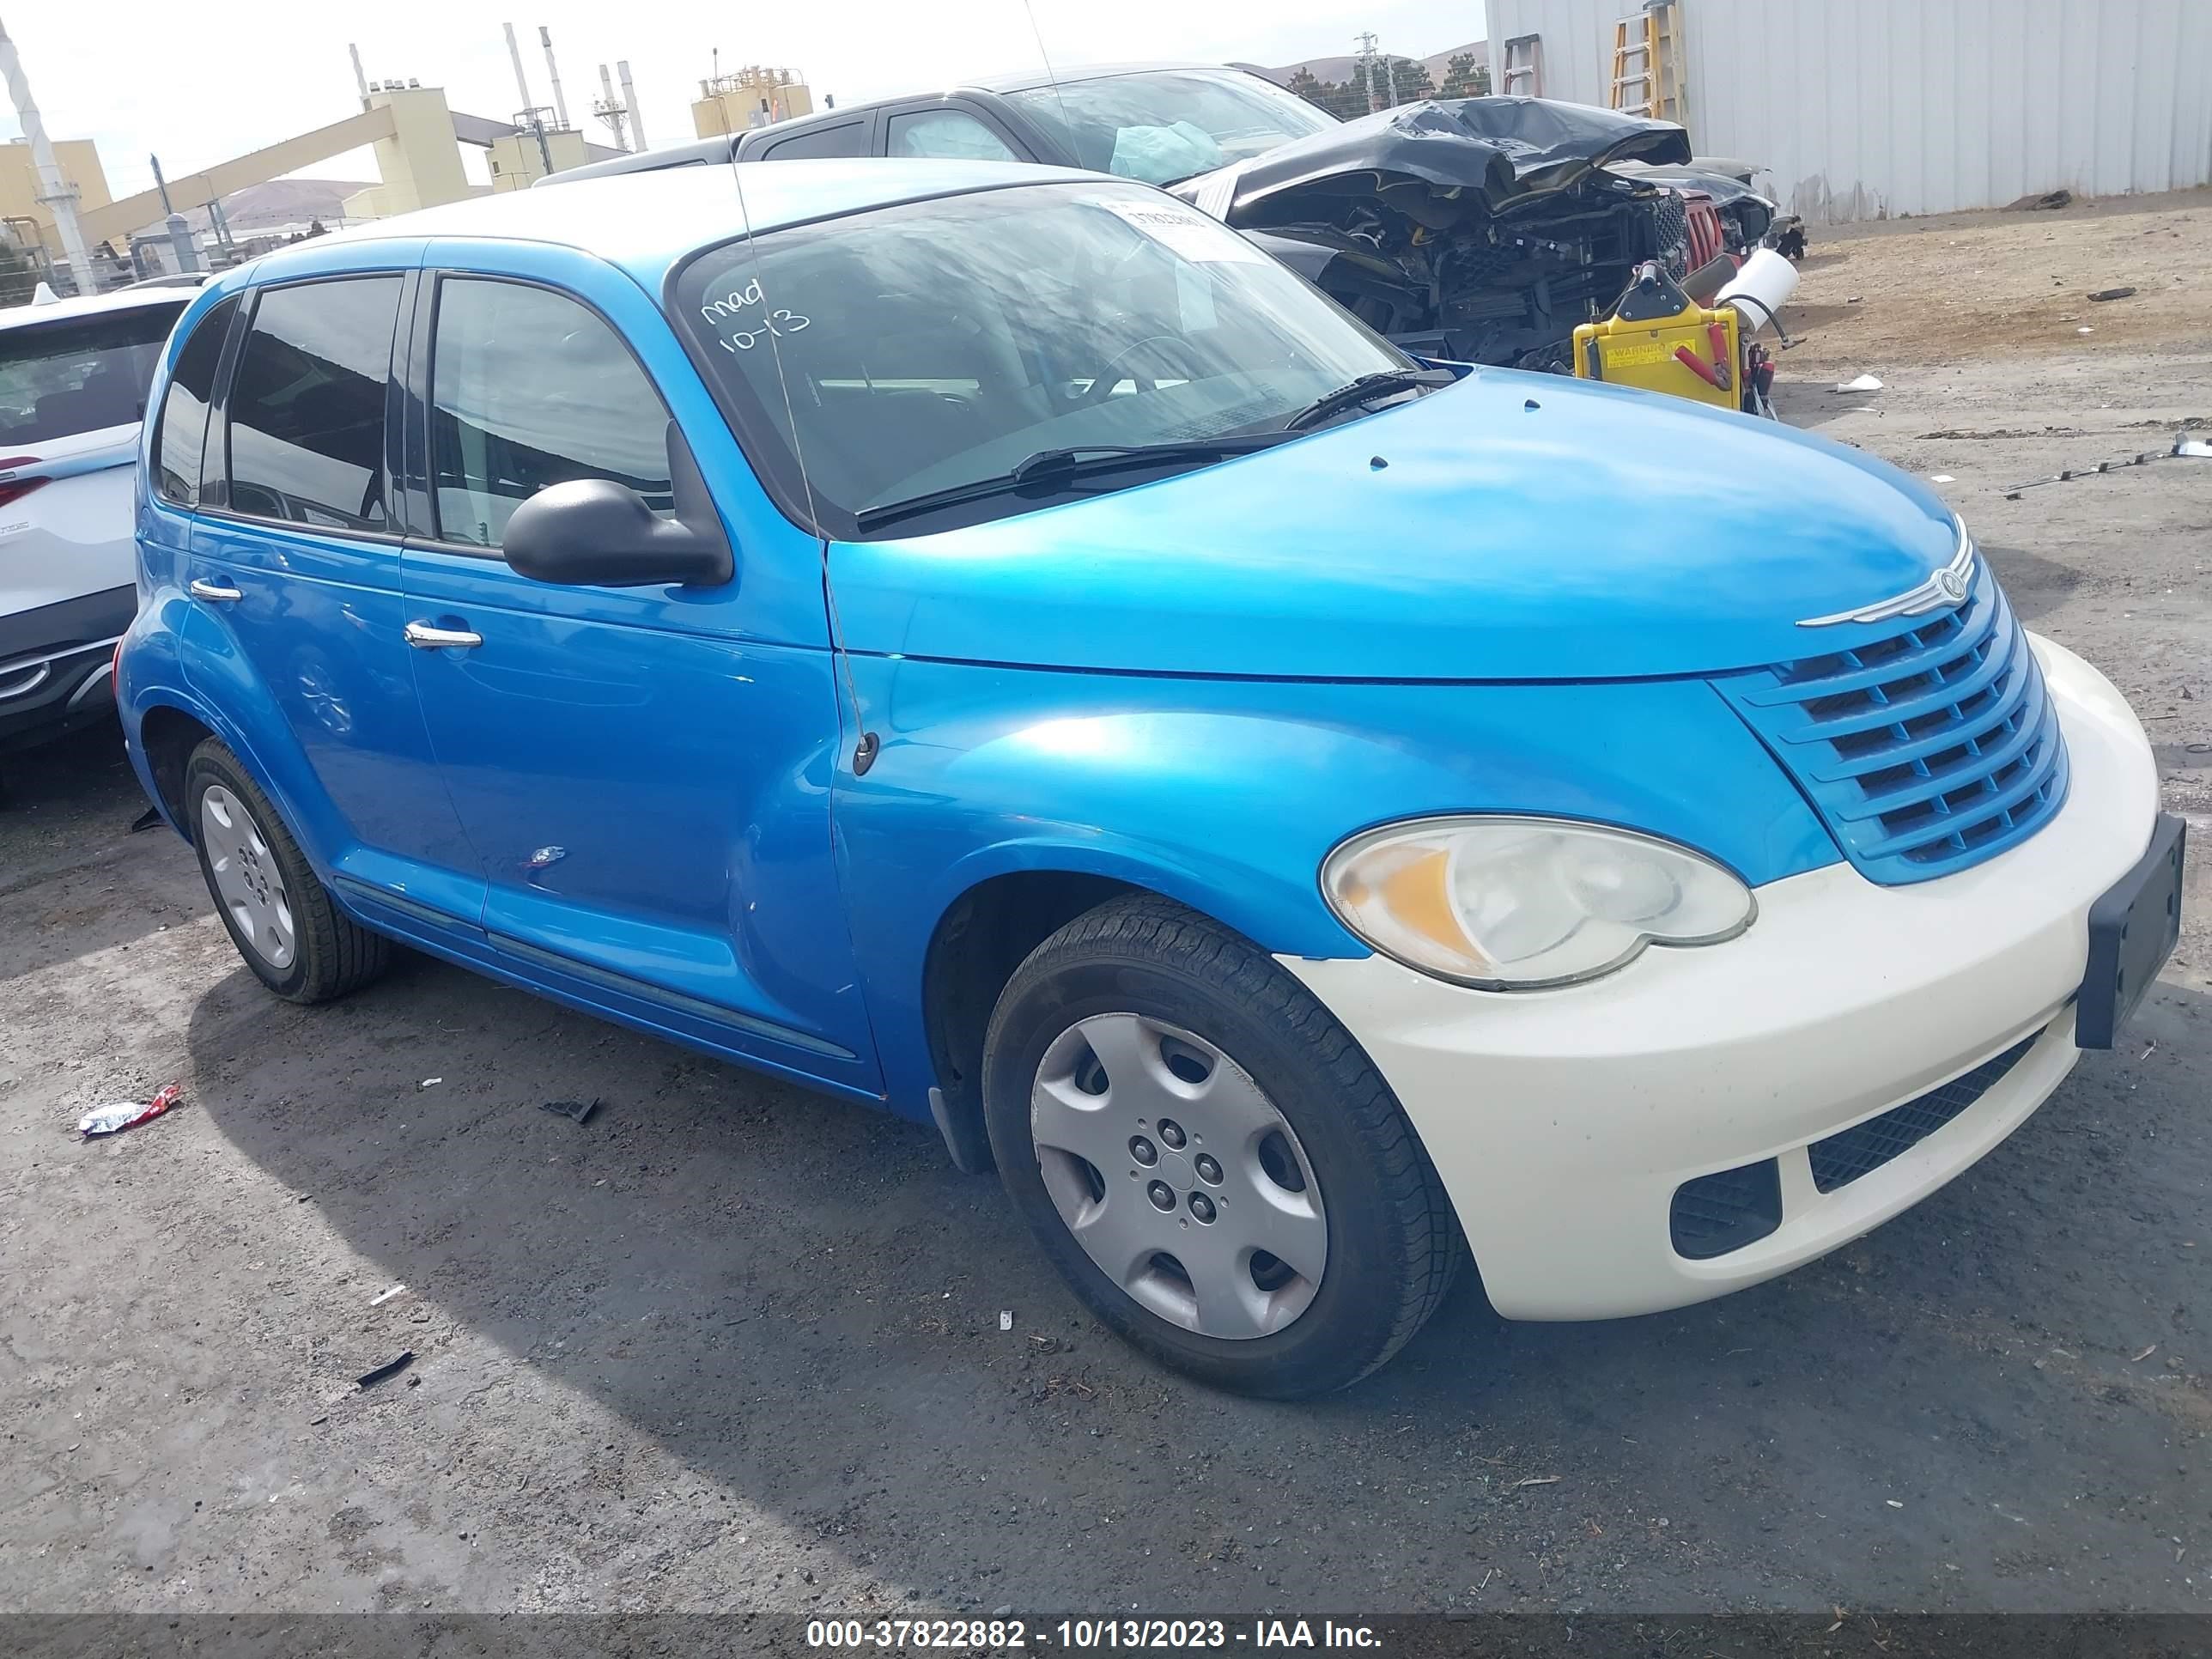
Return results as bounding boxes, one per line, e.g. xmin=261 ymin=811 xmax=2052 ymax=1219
xmin=983 ymin=895 xmax=1462 ymax=1397
xmin=186 ymin=739 xmax=391 ymax=1003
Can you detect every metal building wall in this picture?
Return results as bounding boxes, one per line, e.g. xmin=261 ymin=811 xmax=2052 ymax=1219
xmin=1484 ymin=0 xmax=2212 ymax=222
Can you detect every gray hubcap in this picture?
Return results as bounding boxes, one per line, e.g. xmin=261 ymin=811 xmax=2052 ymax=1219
xmin=1030 ymin=1013 xmax=1328 ymax=1340
xmin=200 ymin=784 xmax=295 ymax=971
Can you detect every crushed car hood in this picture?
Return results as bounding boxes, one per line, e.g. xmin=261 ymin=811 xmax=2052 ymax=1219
xmin=1607 ymin=160 xmax=1774 ymax=210
xmin=1171 ymin=95 xmax=1692 ymax=223
xmin=828 ymin=371 xmax=1962 ymax=683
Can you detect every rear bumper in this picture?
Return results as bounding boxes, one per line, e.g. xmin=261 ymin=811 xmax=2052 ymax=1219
xmin=1281 ymin=635 xmax=2160 ymax=1321
xmin=0 ymin=585 xmax=133 ymax=750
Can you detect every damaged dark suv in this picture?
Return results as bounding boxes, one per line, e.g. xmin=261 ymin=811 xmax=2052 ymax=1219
xmin=547 ymin=61 xmax=1791 ymax=371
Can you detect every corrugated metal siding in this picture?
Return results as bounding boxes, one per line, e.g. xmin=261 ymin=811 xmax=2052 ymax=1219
xmin=1484 ymin=0 xmax=2212 ymax=222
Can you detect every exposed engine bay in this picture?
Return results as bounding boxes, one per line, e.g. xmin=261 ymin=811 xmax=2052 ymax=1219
xmin=1172 ymin=97 xmax=1799 ymax=373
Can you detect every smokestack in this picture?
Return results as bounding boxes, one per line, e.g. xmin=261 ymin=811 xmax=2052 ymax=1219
xmin=349 ymin=42 xmax=370 ymax=104
xmin=539 ymin=26 xmax=570 ymax=130
xmin=598 ymin=63 xmax=629 ymax=149
xmin=503 ymin=22 xmax=533 ymax=115
xmin=0 ymin=15 xmax=91 ymax=289
xmin=618 ymin=60 xmax=647 ymax=150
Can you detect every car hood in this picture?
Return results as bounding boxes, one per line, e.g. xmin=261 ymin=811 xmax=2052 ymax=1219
xmin=827 ymin=370 xmax=1961 ymax=683
xmin=1607 ymin=161 xmax=1775 ymax=210
xmin=1170 ymin=95 xmax=1692 ymax=223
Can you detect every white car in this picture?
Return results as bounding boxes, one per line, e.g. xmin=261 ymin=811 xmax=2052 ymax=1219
xmin=0 ymin=285 xmax=196 ymax=763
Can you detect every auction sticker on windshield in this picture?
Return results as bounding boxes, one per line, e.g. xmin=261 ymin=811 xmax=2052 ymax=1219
xmin=1095 ymin=197 xmax=1267 ymax=263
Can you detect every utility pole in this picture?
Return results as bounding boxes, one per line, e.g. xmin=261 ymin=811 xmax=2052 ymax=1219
xmin=1352 ymin=31 xmax=1382 ymax=113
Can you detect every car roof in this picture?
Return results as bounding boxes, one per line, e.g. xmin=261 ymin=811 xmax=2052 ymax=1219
xmin=217 ymin=158 xmax=1100 ymax=294
xmin=542 ymin=63 xmax=1276 ymax=189
xmin=548 ymin=136 xmax=736 ymax=183
xmin=966 ymin=60 xmax=1243 ymax=94
xmin=0 ymin=284 xmax=196 ymax=332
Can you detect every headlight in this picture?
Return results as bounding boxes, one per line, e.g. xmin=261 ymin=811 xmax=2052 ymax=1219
xmin=1321 ymin=816 xmax=1755 ymax=990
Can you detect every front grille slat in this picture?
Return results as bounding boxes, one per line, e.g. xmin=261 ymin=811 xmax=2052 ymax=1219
xmin=1830 ymin=690 xmax=2051 ymax=822
xmin=1715 ymin=554 xmax=2069 ymax=886
xmin=1803 ymin=632 xmax=2040 ymax=786
xmin=1856 ymin=697 xmax=2065 ymax=860
xmin=1747 ymin=586 xmax=1997 ymax=707
xmin=1773 ymin=617 xmax=2015 ymax=744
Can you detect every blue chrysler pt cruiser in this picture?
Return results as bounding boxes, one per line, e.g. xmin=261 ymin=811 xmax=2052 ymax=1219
xmin=120 ymin=161 xmax=2182 ymax=1396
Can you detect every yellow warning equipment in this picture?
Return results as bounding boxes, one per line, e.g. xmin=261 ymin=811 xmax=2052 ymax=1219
xmin=1572 ymin=262 xmax=1743 ymax=411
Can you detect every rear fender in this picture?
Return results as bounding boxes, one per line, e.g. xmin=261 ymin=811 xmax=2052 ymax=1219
xmin=119 ymin=593 xmax=342 ymax=875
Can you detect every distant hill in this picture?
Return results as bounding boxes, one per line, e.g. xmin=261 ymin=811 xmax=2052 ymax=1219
xmin=219 ymin=178 xmax=375 ymax=230
xmin=1259 ymin=40 xmax=1487 ymax=93
xmin=137 ymin=178 xmax=374 ymax=240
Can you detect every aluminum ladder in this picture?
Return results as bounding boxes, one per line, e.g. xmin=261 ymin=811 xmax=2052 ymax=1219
xmin=1500 ymin=33 xmax=1544 ymax=97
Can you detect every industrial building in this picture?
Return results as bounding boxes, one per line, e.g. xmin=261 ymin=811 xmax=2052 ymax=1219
xmin=0 ymin=21 xmax=646 ymax=293
xmin=1486 ymin=0 xmax=2212 ymax=222
xmin=1 ymin=135 xmax=108 ymax=258
xmin=692 ymin=67 xmax=815 ymax=138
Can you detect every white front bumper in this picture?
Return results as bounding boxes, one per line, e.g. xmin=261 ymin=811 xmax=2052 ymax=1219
xmin=1281 ymin=635 xmax=2161 ymax=1321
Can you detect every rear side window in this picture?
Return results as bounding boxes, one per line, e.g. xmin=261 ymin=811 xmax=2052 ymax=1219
xmin=153 ymin=297 xmax=238 ymax=506
xmin=758 ymin=119 xmax=870 ymax=160
xmin=0 ymin=301 xmax=186 ymax=447
xmin=225 ymin=276 xmax=402 ymax=532
xmin=886 ymin=109 xmax=1020 ymax=161
xmin=428 ymin=278 xmax=673 ymax=549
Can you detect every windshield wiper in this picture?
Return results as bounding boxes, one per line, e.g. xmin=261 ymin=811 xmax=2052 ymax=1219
xmin=1279 ymin=368 xmax=1456 ymax=432
xmin=854 ymin=436 xmax=1294 ymax=532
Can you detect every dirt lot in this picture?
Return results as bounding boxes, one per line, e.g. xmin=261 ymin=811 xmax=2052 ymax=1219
xmin=3 ymin=194 xmax=2210 ymax=1619
xmin=1784 ymin=185 xmax=2212 ymax=370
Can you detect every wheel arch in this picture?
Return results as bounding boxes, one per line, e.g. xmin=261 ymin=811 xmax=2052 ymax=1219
xmin=136 ymin=701 xmax=218 ymax=838
xmin=125 ymin=686 xmax=334 ymax=876
xmin=915 ymin=850 xmax=1326 ymax=1175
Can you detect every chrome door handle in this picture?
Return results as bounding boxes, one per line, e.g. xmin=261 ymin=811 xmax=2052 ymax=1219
xmin=188 ymin=579 xmax=243 ymax=603
xmin=404 ymin=621 xmax=483 ymax=650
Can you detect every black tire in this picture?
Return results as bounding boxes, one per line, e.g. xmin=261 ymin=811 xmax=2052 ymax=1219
xmin=185 ymin=738 xmax=392 ymax=1004
xmin=982 ymin=894 xmax=1462 ymax=1398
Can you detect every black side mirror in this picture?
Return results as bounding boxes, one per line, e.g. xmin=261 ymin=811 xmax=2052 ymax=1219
xmin=501 ymin=422 xmax=736 ymax=588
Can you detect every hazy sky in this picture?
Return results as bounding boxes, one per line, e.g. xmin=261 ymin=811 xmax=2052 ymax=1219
xmin=1 ymin=0 xmax=1489 ymax=205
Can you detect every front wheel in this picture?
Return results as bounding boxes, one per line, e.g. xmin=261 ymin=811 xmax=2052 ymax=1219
xmin=982 ymin=896 xmax=1462 ymax=1397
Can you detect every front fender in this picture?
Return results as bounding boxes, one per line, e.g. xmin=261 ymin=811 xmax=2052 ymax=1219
xmin=834 ymin=655 xmax=1841 ymax=1116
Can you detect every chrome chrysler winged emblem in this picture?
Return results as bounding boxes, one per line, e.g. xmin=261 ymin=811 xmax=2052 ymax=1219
xmin=1797 ymin=527 xmax=1977 ymax=628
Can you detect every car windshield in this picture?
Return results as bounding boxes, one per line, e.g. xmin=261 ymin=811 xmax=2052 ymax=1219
xmin=1004 ymin=70 xmax=1337 ymax=185
xmin=0 ymin=303 xmax=185 ymax=447
xmin=677 ymin=180 xmax=1412 ymax=538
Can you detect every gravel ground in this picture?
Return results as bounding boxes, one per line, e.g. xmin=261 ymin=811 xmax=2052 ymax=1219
xmin=3 ymin=198 xmax=2209 ymax=1618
